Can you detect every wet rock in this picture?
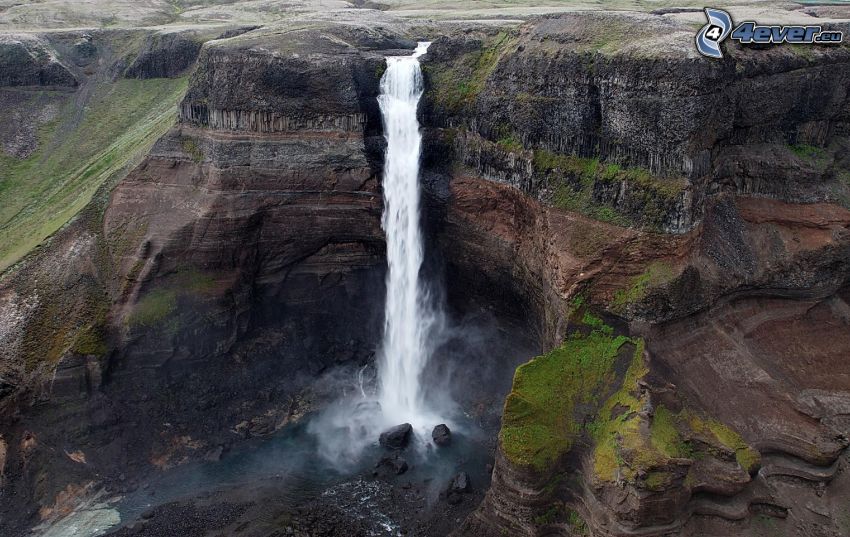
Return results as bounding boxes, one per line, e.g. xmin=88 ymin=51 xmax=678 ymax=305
xmin=379 ymin=423 xmax=412 ymax=449
xmin=432 ymin=424 xmax=451 ymax=446
xmin=448 ymin=471 xmax=470 ymax=494
xmin=233 ymin=421 xmax=250 ymax=439
xmin=374 ymin=454 xmax=409 ymax=476
xmin=204 ymin=445 xmax=225 ymax=462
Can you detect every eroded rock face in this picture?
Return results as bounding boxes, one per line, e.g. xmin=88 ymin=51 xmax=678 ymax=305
xmin=0 ymin=10 xmax=848 ymax=537
xmin=421 ymin=12 xmax=850 ymax=232
xmin=0 ymin=21 xmax=404 ymax=534
xmin=124 ymin=31 xmax=204 ymax=79
xmin=0 ymin=34 xmax=77 ymax=87
xmin=452 ymin=183 xmax=850 ymax=536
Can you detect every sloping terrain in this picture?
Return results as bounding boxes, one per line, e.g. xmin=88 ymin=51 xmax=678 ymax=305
xmin=0 ymin=2 xmax=849 ymax=537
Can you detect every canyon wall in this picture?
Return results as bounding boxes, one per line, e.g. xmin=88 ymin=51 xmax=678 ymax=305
xmin=0 ymin=9 xmax=849 ymax=537
xmin=0 ymin=21 xmax=407 ymax=533
xmin=426 ymin=13 xmax=850 ymax=537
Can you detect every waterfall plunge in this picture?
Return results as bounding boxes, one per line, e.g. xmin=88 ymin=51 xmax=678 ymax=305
xmin=376 ymin=42 xmax=440 ymax=427
xmin=308 ymin=43 xmax=451 ymax=467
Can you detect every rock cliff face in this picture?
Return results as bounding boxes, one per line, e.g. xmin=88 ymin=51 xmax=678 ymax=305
xmin=124 ymin=31 xmax=204 ymax=79
xmin=422 ymin=13 xmax=850 ymax=232
xmin=419 ymin=12 xmax=850 ymax=537
xmin=0 ymin=34 xmax=78 ymax=87
xmin=0 ymin=8 xmax=849 ymax=537
xmin=0 ymin=20 xmax=403 ymax=533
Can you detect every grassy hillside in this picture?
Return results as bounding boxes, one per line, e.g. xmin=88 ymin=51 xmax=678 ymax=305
xmin=0 ymin=77 xmax=188 ymax=273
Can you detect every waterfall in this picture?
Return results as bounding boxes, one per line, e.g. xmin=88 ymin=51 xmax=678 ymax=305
xmin=308 ymin=43 xmax=446 ymax=465
xmin=376 ymin=42 xmax=437 ymax=426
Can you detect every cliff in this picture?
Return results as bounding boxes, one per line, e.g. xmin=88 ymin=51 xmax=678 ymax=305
xmin=422 ymin=13 xmax=850 ymax=233
xmin=435 ymin=12 xmax=850 ymax=537
xmin=0 ymin=7 xmax=849 ymax=537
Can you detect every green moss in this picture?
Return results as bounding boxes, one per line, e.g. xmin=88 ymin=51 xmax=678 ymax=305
xmin=533 ymin=504 xmax=561 ymax=525
xmin=651 ymin=405 xmax=693 ymax=459
xmin=128 ymin=289 xmax=177 ymax=328
xmin=701 ymin=417 xmax=761 ymax=472
xmin=181 ymin=137 xmax=204 ymax=162
xmin=124 ymin=266 xmax=217 ymax=333
xmin=496 ymin=133 xmax=523 ymax=152
xmin=531 ymin=148 xmax=686 ymax=228
xmin=567 ymin=510 xmax=589 ymax=535
xmin=0 ymin=77 xmax=189 ymax=273
xmin=375 ymin=61 xmax=386 ymax=80
xmin=789 ymin=143 xmax=825 ymax=159
xmin=71 ymin=325 xmax=109 ymax=356
xmin=581 ymin=311 xmax=613 ymax=335
xmin=500 ymin=322 xmax=629 ymax=471
xmin=589 ymin=339 xmax=648 ymax=480
xmin=611 ymin=261 xmax=676 ymax=310
xmin=426 ymin=31 xmax=516 ymax=113
xmin=177 ymin=267 xmax=217 ymax=293
xmin=532 ymin=149 xmax=593 ymax=177
xmin=19 ymin=281 xmax=112 ymax=368
xmin=644 ymin=471 xmax=671 ymax=490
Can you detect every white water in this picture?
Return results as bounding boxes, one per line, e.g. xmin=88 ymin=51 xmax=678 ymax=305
xmin=376 ymin=41 xmax=440 ymax=427
xmin=308 ymin=43 xmax=452 ymax=467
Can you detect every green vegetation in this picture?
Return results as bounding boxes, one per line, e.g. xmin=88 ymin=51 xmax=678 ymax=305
xmin=127 ymin=289 xmax=177 ymax=328
xmin=176 ymin=267 xmax=218 ymax=293
xmin=611 ymin=261 xmax=676 ymax=311
xmin=71 ymin=325 xmax=109 ymax=356
xmin=125 ymin=266 xmax=218 ymax=330
xmin=426 ymin=31 xmax=516 ymax=113
xmin=375 ymin=61 xmax=387 ymax=80
xmin=500 ymin=315 xmax=630 ymax=471
xmin=651 ymin=405 xmax=692 ymax=459
xmin=534 ymin=149 xmax=686 ymax=199
xmin=590 ymin=355 xmax=761 ymax=486
xmin=788 ymin=143 xmax=830 ymax=172
xmin=644 ymin=471 xmax=670 ymax=490
xmin=588 ymin=339 xmax=649 ymax=480
xmin=496 ymin=133 xmax=523 ymax=152
xmin=531 ymin=148 xmax=687 ymax=228
xmin=181 ymin=137 xmax=204 ymax=162
xmin=686 ymin=412 xmax=761 ymax=472
xmin=789 ymin=143 xmax=825 ymax=160
xmin=567 ymin=510 xmax=589 ymax=535
xmin=533 ymin=504 xmax=561 ymax=525
xmin=0 ymin=77 xmax=188 ymax=273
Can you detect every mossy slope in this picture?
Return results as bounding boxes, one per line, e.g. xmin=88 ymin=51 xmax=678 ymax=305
xmin=0 ymin=77 xmax=188 ymax=273
xmin=500 ymin=311 xmax=632 ymax=471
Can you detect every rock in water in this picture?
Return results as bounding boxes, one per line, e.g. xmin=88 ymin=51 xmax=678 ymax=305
xmin=379 ymin=423 xmax=412 ymax=449
xmin=432 ymin=424 xmax=451 ymax=446
xmin=449 ymin=471 xmax=470 ymax=494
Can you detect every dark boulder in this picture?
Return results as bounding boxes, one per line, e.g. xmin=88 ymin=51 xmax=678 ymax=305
xmin=432 ymin=424 xmax=451 ymax=446
xmin=448 ymin=471 xmax=470 ymax=494
xmin=379 ymin=423 xmax=412 ymax=449
xmin=374 ymin=454 xmax=408 ymax=476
